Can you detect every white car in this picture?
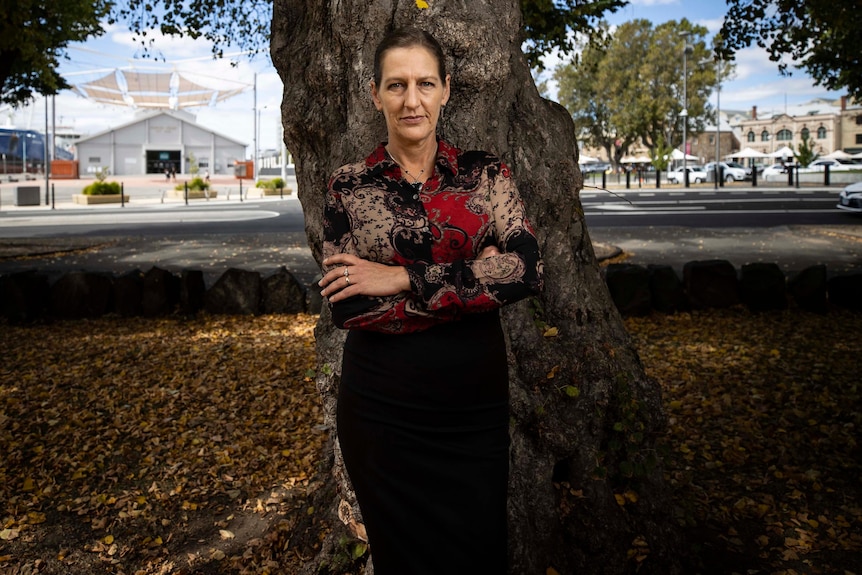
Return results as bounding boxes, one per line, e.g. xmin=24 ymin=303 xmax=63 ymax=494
xmin=802 ymin=158 xmax=856 ymax=172
xmin=761 ymin=164 xmax=790 ymax=182
xmin=837 ymin=181 xmax=862 ymax=213
xmin=704 ymin=161 xmax=747 ymax=182
xmin=667 ymin=165 xmax=708 ymax=184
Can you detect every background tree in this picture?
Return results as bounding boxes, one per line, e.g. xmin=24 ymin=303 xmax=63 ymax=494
xmin=272 ymin=1 xmax=682 ymax=573
xmin=0 ymin=0 xmax=109 ymax=106
xmin=553 ymin=23 xmax=638 ymax=169
xmin=521 ymin=0 xmax=627 ymax=69
xmin=554 ymin=19 xmax=730 ymax=170
xmin=0 ymin=0 xmax=628 ymax=107
xmin=720 ymin=0 xmax=862 ymax=101
xmin=794 ymin=133 xmax=819 ymax=168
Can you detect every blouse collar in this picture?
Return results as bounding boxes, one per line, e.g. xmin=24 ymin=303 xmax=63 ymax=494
xmin=365 ymin=139 xmax=460 ymax=178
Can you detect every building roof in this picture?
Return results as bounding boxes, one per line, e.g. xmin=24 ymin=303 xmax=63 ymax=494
xmin=74 ymin=110 xmax=247 ymax=147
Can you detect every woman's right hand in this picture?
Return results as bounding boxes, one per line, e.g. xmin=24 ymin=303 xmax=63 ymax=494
xmin=319 ymin=254 xmax=411 ymax=303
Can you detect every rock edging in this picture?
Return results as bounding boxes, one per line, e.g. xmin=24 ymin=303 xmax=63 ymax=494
xmin=604 ymin=260 xmax=862 ymax=316
xmin=0 ymin=266 xmax=314 ymax=323
xmin=2 ymin=260 xmax=859 ymax=322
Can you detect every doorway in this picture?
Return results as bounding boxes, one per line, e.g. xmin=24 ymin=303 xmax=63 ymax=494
xmin=146 ymin=150 xmax=181 ymax=175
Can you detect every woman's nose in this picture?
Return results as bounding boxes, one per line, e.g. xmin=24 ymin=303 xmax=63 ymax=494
xmin=404 ymin=83 xmax=420 ymax=108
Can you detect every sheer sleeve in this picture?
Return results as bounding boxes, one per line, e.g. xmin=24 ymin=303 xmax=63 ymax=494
xmin=403 ymin=161 xmax=544 ymax=313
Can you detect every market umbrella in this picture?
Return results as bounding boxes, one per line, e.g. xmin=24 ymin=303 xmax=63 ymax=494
xmin=769 ymin=146 xmax=796 ymax=159
xmin=823 ymin=149 xmax=853 ymax=160
xmin=671 ymin=148 xmax=698 ymax=161
xmin=726 ymin=147 xmax=768 ymax=159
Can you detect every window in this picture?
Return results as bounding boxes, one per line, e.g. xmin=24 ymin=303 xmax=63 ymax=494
xmin=817 ymin=126 xmax=827 ymax=139
xmin=761 ymin=130 xmax=770 ymax=142
xmin=857 ymin=134 xmax=862 ymax=145
xmin=708 ymin=135 xmax=715 ymax=145
xmin=801 ymin=128 xmax=810 ymax=140
xmin=747 ymin=131 xmax=755 ymax=142
xmin=776 ymin=129 xmax=792 ymax=141
xmin=88 ymin=157 xmax=101 ymax=163
xmin=856 ymin=115 xmax=862 ymax=125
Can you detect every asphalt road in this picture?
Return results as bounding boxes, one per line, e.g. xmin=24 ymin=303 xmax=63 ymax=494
xmin=1 ymin=177 xmax=860 ymax=286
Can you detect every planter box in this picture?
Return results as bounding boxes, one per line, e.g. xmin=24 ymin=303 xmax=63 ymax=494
xmin=73 ymin=194 xmax=130 ymax=205
xmin=262 ymin=187 xmax=293 ymax=196
xmin=167 ymin=190 xmax=218 ymax=199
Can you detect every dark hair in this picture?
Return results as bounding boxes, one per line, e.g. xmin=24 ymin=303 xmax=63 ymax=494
xmin=373 ymin=27 xmax=447 ymax=87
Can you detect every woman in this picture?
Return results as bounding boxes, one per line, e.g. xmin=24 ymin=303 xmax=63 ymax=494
xmin=318 ymin=27 xmax=543 ymax=574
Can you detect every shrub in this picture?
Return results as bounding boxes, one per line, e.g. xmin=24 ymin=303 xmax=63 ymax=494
xmin=174 ymin=177 xmax=210 ymax=192
xmin=82 ymin=181 xmax=122 ymax=196
xmin=255 ymin=178 xmax=286 ymax=190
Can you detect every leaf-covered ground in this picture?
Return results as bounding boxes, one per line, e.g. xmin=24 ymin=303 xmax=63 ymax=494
xmin=1 ymin=309 xmax=860 ymax=574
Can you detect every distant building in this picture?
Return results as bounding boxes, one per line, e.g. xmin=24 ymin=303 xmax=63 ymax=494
xmin=733 ymin=96 xmax=861 ymax=158
xmin=688 ymin=118 xmax=741 ymax=164
xmin=838 ymin=97 xmax=862 ymax=153
xmin=74 ymin=110 xmax=246 ymax=177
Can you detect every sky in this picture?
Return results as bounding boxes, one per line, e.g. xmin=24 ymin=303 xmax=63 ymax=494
xmin=3 ymin=0 xmax=849 ymax=156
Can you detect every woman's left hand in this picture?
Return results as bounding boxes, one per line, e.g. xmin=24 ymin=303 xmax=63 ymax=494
xmin=320 ymin=254 xmax=411 ymax=303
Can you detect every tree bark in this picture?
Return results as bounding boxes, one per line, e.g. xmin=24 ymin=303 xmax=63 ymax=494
xmin=271 ymin=1 xmax=682 ymax=573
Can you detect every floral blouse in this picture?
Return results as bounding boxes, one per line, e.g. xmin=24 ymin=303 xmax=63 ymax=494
xmin=323 ymin=139 xmax=544 ymax=333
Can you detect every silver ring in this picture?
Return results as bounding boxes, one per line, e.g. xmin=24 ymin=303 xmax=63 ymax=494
xmin=345 ymin=276 xmax=350 ymax=285
xmin=343 ymin=267 xmax=349 ymax=277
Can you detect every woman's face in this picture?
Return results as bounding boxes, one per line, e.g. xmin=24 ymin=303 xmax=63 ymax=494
xmin=371 ymin=46 xmax=450 ymax=148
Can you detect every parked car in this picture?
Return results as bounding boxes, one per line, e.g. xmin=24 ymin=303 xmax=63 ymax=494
xmin=802 ymin=158 xmax=856 ymax=172
xmin=725 ymin=161 xmax=753 ymax=179
xmin=837 ymin=181 xmax=862 ymax=213
xmin=704 ymin=161 xmax=747 ymax=182
xmin=667 ymin=165 xmax=708 ymax=184
xmin=580 ymin=162 xmax=611 ymax=174
xmin=761 ymin=163 xmax=790 ymax=181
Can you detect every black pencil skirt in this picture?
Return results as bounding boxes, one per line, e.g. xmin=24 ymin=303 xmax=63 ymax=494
xmin=337 ymin=311 xmax=509 ymax=575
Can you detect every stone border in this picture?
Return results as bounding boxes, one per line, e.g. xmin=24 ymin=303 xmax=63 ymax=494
xmin=2 ymin=261 xmax=859 ymax=322
xmin=0 ymin=266 xmax=317 ymax=322
xmin=604 ymin=260 xmax=862 ymax=315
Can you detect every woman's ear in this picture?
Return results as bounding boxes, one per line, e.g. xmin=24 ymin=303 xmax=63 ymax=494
xmin=441 ymin=74 xmax=451 ymax=107
xmin=370 ymin=81 xmax=383 ymax=111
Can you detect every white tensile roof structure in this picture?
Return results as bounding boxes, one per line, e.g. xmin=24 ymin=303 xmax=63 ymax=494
xmin=72 ymin=69 xmax=247 ymax=110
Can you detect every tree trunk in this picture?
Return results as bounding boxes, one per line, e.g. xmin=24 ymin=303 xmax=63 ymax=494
xmin=271 ymin=1 xmax=682 ymax=573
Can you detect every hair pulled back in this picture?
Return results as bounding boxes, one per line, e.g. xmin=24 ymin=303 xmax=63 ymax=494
xmin=373 ymin=27 xmax=447 ymax=87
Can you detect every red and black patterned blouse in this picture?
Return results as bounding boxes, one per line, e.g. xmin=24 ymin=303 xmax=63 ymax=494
xmin=323 ymin=139 xmax=544 ymax=333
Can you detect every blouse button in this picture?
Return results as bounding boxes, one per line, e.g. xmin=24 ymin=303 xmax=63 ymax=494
xmin=412 ymin=193 xmax=419 ymax=200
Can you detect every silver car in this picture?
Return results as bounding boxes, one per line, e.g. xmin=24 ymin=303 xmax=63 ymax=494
xmin=837 ymin=181 xmax=862 ymax=213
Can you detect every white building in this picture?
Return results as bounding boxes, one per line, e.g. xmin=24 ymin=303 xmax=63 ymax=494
xmin=74 ymin=110 xmax=246 ymax=177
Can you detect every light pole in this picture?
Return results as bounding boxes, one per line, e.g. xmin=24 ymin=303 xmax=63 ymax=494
xmin=701 ymin=52 xmax=722 ymax=189
xmin=715 ymin=52 xmax=721 ymax=188
xmin=680 ymin=32 xmax=693 ymax=187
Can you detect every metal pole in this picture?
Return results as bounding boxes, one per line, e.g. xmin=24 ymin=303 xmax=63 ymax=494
xmin=45 ymin=95 xmax=49 ymax=204
xmin=714 ymin=54 xmax=720 ymax=190
xmin=253 ymin=73 xmax=258 ymax=184
xmin=681 ymin=34 xmax=692 ymax=188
